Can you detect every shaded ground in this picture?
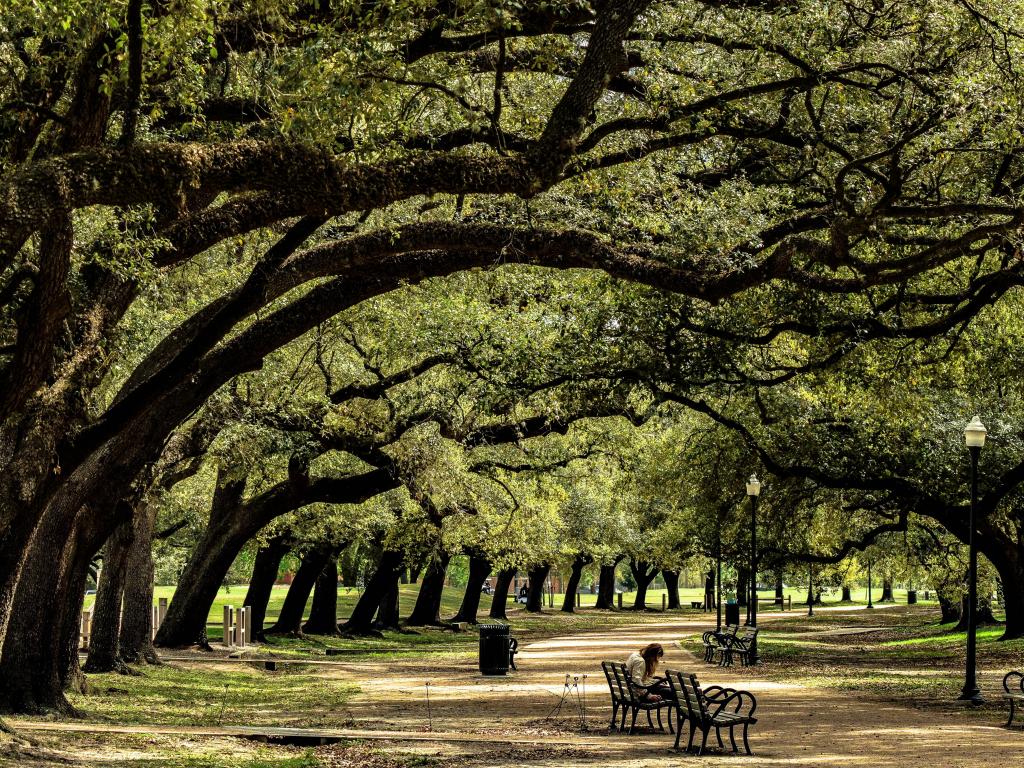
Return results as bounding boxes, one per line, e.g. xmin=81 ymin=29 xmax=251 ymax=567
xmin=7 ymin=606 xmax=1022 ymax=766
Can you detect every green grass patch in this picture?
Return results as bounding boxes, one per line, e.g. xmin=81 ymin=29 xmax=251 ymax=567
xmin=68 ymin=663 xmax=359 ymax=728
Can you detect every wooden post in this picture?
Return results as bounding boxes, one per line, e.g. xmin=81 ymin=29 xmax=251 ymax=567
xmin=662 ymin=593 xmax=667 ymax=612
xmin=223 ymin=605 xmax=234 ymax=648
xmin=237 ymin=606 xmax=249 ymax=648
xmin=80 ymin=609 xmax=93 ymax=650
xmin=158 ymin=596 xmax=168 ymax=627
xmin=576 ymin=591 xmax=581 ymax=608
xmin=151 ymin=604 xmax=159 ymax=640
xmin=617 ymin=592 xmax=622 ymax=610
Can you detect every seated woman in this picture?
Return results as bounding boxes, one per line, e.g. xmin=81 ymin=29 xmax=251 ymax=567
xmin=626 ymin=642 xmax=671 ymax=701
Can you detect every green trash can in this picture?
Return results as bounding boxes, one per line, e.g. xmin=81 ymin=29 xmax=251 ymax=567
xmin=479 ymin=624 xmax=510 ymax=675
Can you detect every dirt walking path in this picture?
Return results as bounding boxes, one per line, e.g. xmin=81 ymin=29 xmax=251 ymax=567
xmin=325 ymin=614 xmax=1022 ymax=766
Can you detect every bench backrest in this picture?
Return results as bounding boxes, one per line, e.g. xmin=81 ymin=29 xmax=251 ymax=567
xmin=739 ymin=627 xmax=758 ymax=642
xmin=601 ymin=661 xmax=623 ymax=700
xmin=611 ymin=661 xmax=641 ymax=703
xmin=667 ymin=669 xmax=708 ymax=724
xmin=725 ymin=623 xmax=739 ymax=637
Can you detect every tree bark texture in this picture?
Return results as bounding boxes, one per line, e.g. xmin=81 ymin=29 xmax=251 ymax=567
xmin=450 ymin=553 xmax=491 ymax=624
xmin=269 ymin=546 xmax=333 ymax=636
xmin=561 ymin=555 xmax=592 ymax=613
xmin=302 ymin=552 xmax=341 ymax=635
xmin=119 ymin=503 xmax=160 ymax=664
xmin=525 ymin=564 xmax=550 ymax=613
xmin=662 ymin=569 xmax=680 ymax=609
xmin=243 ymin=536 xmax=291 ymax=641
xmin=83 ymin=517 xmax=135 ymax=673
xmin=629 ymin=559 xmax=658 ymax=611
xmin=595 ymin=556 xmax=623 ymax=610
xmin=340 ymin=549 xmax=404 ymax=635
xmin=406 ymin=551 xmax=451 ymax=626
xmin=489 ymin=568 xmax=515 ymax=620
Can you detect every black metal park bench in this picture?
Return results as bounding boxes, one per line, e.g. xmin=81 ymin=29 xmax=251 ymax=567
xmin=1005 ymin=670 xmax=1024 ymax=726
xmin=715 ymin=627 xmax=759 ymax=667
xmin=702 ymin=623 xmax=738 ymax=663
xmin=601 ymin=660 xmax=675 ymax=734
xmin=667 ymin=669 xmax=758 ymax=755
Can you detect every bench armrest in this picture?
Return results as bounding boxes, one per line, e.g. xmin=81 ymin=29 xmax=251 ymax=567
xmin=703 ymin=685 xmax=736 ymax=701
xmin=710 ymin=689 xmax=758 ymax=720
xmin=1004 ymin=671 xmax=1024 ymax=694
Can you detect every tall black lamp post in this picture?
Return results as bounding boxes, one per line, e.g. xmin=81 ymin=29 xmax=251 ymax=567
xmin=959 ymin=415 xmax=986 ymax=705
xmin=716 ymin=518 xmax=723 ymax=633
xmin=746 ymin=474 xmax=761 ymax=664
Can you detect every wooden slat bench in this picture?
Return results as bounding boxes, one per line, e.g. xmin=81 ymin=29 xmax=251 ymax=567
xmin=702 ymin=624 xmax=738 ymax=663
xmin=667 ymin=670 xmax=758 ymax=755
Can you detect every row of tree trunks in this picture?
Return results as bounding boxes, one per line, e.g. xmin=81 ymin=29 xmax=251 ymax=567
xmin=268 ymin=546 xmax=334 ymax=636
xmin=340 ymin=549 xmax=404 ymax=635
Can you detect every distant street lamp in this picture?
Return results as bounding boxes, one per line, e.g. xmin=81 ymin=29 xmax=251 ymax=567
xmin=959 ymin=415 xmax=987 ymax=705
xmin=808 ymin=563 xmax=814 ymax=617
xmin=746 ymin=474 xmax=761 ymax=664
xmin=867 ymin=560 xmax=874 ymax=609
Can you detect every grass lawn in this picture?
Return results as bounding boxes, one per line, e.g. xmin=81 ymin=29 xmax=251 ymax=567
xmin=684 ymin=603 xmax=1021 ymax=717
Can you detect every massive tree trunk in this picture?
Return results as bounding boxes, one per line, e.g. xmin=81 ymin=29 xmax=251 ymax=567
xmin=489 ymin=568 xmax=515 ymax=620
xmin=406 ymin=552 xmax=451 ymax=626
xmin=663 ymin=569 xmax=680 ymax=609
xmin=997 ymin=554 xmax=1024 ymax=639
xmin=525 ymin=564 xmax=550 ymax=613
xmin=375 ymin=580 xmax=401 ymax=630
xmin=704 ymin=568 xmax=716 ymax=609
xmin=302 ymin=552 xmax=341 ymax=635
xmin=841 ymin=585 xmax=852 ymax=602
xmin=938 ymin=589 xmax=961 ymax=624
xmin=339 ymin=542 xmax=361 ymax=587
xmin=595 ymin=556 xmax=624 ymax=610
xmin=451 ymin=553 xmax=491 ymax=624
xmin=84 ymin=517 xmax=136 ymax=673
xmin=120 ymin=503 xmax=160 ymax=664
xmin=340 ymin=549 xmax=404 ymax=636
xmin=880 ymin=579 xmax=894 ymax=603
xmin=629 ymin=558 xmax=658 ymax=611
xmin=955 ymin=595 xmax=1000 ymax=631
xmin=561 ymin=555 xmax=592 ymax=613
xmin=269 ymin=546 xmax=333 ymax=636
xmin=243 ymin=536 xmax=291 ymax=641
xmin=0 ymin=499 xmax=113 ymax=715
xmin=155 ymin=472 xmax=246 ymax=648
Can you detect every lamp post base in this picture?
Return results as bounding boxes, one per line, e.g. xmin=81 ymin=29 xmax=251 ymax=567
xmin=957 ymin=687 xmax=984 ymax=706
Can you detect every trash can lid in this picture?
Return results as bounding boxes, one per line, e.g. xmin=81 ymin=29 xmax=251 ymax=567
xmin=477 ymin=623 xmax=510 ymax=634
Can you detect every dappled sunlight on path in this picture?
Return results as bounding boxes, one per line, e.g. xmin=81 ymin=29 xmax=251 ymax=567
xmin=332 ymin=612 xmax=1021 ymax=766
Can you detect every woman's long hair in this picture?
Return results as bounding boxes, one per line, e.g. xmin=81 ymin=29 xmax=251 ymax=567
xmin=639 ymin=642 xmax=664 ymax=676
